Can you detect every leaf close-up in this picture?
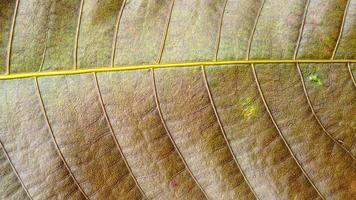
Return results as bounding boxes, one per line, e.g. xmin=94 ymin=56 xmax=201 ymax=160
xmin=0 ymin=0 xmax=355 ymax=199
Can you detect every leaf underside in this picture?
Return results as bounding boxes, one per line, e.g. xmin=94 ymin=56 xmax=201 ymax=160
xmin=0 ymin=0 xmax=355 ymax=200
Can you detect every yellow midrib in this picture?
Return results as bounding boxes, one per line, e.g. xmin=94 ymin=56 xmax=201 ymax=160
xmin=1 ymin=59 xmax=355 ymax=80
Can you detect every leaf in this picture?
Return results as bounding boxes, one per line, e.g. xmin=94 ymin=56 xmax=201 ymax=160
xmin=0 ymin=0 xmax=355 ymax=199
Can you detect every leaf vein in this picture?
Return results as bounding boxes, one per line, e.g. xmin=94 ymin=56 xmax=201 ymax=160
xmin=0 ymin=141 xmax=33 ymax=200
xmin=214 ymin=0 xmax=228 ymax=61
xmin=74 ymin=0 xmax=84 ymax=70
xmin=5 ymin=0 xmax=20 ymax=75
xmin=111 ymin=0 xmax=127 ymax=67
xmin=348 ymin=63 xmax=356 ymax=87
xmin=93 ymin=72 xmax=147 ymax=198
xmin=246 ymin=0 xmax=265 ymax=60
xmin=294 ymin=0 xmax=355 ymax=160
xmin=247 ymin=0 xmax=324 ymax=198
xmin=251 ymin=65 xmax=326 ymax=199
xmin=156 ymin=0 xmax=175 ymax=64
xmin=201 ymin=66 xmax=260 ymax=199
xmin=331 ymin=0 xmax=351 ymax=59
xmin=34 ymin=77 xmax=88 ymax=199
xmin=151 ymin=69 xmax=209 ymax=199
xmin=293 ymin=0 xmax=310 ymax=59
xmin=296 ymin=64 xmax=356 ymax=160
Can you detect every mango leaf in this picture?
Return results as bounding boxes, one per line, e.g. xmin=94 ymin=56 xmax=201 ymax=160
xmin=0 ymin=0 xmax=355 ymax=199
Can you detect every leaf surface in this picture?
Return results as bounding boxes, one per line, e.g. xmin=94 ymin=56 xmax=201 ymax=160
xmin=0 ymin=0 xmax=355 ymax=199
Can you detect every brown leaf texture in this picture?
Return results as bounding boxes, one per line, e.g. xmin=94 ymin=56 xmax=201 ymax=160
xmin=0 ymin=0 xmax=355 ymax=199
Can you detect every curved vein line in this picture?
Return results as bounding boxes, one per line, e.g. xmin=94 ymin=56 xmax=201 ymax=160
xmin=93 ymin=73 xmax=147 ymax=198
xmin=156 ymin=0 xmax=175 ymax=64
xmin=201 ymin=66 xmax=260 ymax=200
xmin=331 ymin=0 xmax=356 ymax=94
xmin=331 ymin=0 xmax=351 ymax=60
xmin=0 ymin=141 xmax=33 ymax=200
xmin=348 ymin=63 xmax=356 ymax=87
xmin=296 ymin=64 xmax=356 ymax=160
xmin=251 ymin=65 xmax=325 ymax=199
xmin=293 ymin=0 xmax=310 ymax=59
xmin=110 ymin=0 xmax=127 ymax=67
xmin=74 ymin=0 xmax=84 ymax=70
xmin=34 ymin=77 xmax=89 ymax=199
xmin=246 ymin=0 xmax=265 ymax=60
xmin=293 ymin=0 xmax=355 ymax=160
xmin=6 ymin=0 xmax=20 ymax=75
xmin=246 ymin=0 xmax=324 ymax=198
xmin=38 ymin=1 xmax=53 ymax=73
xmin=151 ymin=2 xmax=207 ymax=196
xmin=39 ymin=43 xmax=47 ymax=72
xmin=214 ymin=0 xmax=228 ymax=61
xmin=150 ymin=69 xmax=209 ymax=199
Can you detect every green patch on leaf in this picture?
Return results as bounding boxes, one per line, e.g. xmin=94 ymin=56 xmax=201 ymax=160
xmin=308 ymin=74 xmax=323 ymax=86
xmin=241 ymin=98 xmax=259 ymax=120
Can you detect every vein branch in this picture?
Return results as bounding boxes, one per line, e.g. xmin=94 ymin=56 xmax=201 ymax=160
xmin=6 ymin=0 xmax=20 ymax=75
xmin=93 ymin=73 xmax=147 ymax=198
xmin=246 ymin=0 xmax=265 ymax=60
xmin=74 ymin=0 xmax=84 ymax=70
xmin=110 ymin=0 xmax=127 ymax=67
xmin=348 ymin=63 xmax=356 ymax=87
xmin=294 ymin=0 xmax=355 ymax=160
xmin=34 ymin=77 xmax=89 ymax=199
xmin=214 ymin=0 xmax=228 ymax=61
xmin=156 ymin=0 xmax=175 ymax=64
xmin=293 ymin=0 xmax=310 ymax=59
xmin=331 ymin=0 xmax=351 ymax=60
xmin=150 ymin=69 xmax=209 ymax=199
xmin=251 ymin=65 xmax=325 ymax=199
xmin=0 ymin=141 xmax=33 ymax=200
xmin=39 ymin=40 xmax=48 ymax=72
xmin=201 ymin=66 xmax=260 ymax=199
xmin=247 ymin=0 xmax=324 ymax=198
xmin=296 ymin=64 xmax=356 ymax=160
